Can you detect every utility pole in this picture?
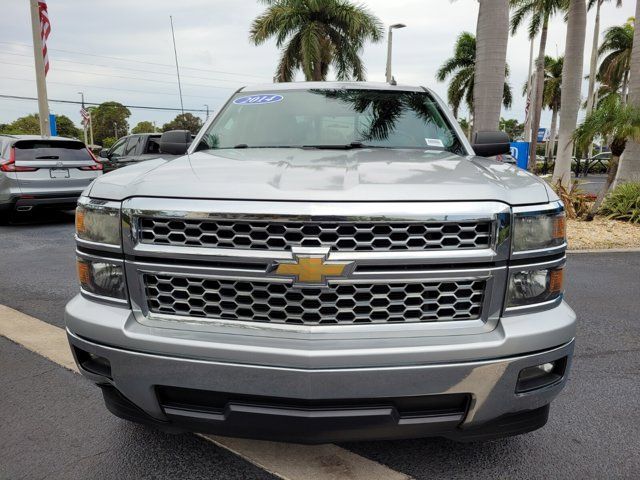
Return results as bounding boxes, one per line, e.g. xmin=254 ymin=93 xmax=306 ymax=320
xmin=79 ymin=92 xmax=88 ymax=145
xmin=113 ymin=122 xmax=118 ymax=139
xmin=385 ymin=24 xmax=406 ymax=83
xmin=203 ymin=104 xmax=209 ymax=120
xmin=29 ymin=0 xmax=51 ymax=137
xmin=170 ymin=15 xmax=185 ymax=115
xmin=89 ymin=110 xmax=94 ymax=146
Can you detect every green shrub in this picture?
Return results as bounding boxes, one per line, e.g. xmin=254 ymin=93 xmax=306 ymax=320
xmin=600 ymin=182 xmax=640 ymax=223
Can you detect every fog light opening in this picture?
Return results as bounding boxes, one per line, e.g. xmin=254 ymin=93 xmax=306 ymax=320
xmin=516 ymin=357 xmax=567 ymax=393
xmin=74 ymin=346 xmax=112 ymax=379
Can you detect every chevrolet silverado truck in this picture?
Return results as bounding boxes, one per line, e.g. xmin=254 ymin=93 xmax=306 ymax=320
xmin=65 ymin=82 xmax=575 ymax=443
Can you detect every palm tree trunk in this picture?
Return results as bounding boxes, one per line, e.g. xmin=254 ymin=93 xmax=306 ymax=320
xmin=546 ymin=105 xmax=559 ymax=168
xmin=587 ymin=154 xmax=619 ymax=219
xmin=528 ymin=15 xmax=549 ymax=171
xmin=585 ymin=0 xmax=602 ymax=118
xmin=614 ymin=3 xmax=640 ymax=186
xmin=620 ymin=68 xmax=630 ymax=106
xmin=472 ymin=0 xmax=510 ymax=136
xmin=552 ymin=0 xmax=587 ymax=187
xmin=313 ymin=61 xmax=322 ymax=81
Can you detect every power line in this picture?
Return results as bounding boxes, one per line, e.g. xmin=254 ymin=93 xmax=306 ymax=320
xmin=1 ymin=60 xmax=238 ymax=90
xmin=0 ymin=94 xmax=210 ymax=113
xmin=1 ymin=75 xmax=227 ymax=100
xmin=0 ymin=51 xmax=251 ymax=85
xmin=0 ymin=41 xmax=266 ymax=79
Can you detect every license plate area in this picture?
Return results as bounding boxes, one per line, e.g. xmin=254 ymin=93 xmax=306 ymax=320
xmin=49 ymin=168 xmax=70 ymax=179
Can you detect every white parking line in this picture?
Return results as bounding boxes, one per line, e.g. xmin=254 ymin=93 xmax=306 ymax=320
xmin=0 ymin=304 xmax=411 ymax=480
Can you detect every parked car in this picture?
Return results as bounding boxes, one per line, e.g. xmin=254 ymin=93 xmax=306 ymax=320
xmin=98 ymin=131 xmax=193 ymax=172
xmin=0 ymin=135 xmax=102 ymax=221
xmin=66 ymin=82 xmax=574 ymax=443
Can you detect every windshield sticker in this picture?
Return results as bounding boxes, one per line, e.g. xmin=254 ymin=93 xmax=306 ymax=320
xmin=425 ymin=138 xmax=445 ymax=148
xmin=233 ymin=94 xmax=283 ymax=105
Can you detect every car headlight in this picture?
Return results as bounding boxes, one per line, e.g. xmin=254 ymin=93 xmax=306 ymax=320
xmin=512 ymin=210 xmax=566 ymax=253
xmin=77 ymin=257 xmax=127 ymax=300
xmin=506 ymin=267 xmax=564 ymax=308
xmin=76 ymin=197 xmax=121 ymax=246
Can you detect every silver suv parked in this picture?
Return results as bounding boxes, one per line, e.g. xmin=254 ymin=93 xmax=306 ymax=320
xmin=0 ymin=135 xmax=102 ymax=220
xmin=65 ymin=82 xmax=575 ymax=443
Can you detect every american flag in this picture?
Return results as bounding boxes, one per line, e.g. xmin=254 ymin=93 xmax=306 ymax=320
xmin=80 ymin=107 xmax=90 ymax=126
xmin=38 ymin=1 xmax=51 ymax=76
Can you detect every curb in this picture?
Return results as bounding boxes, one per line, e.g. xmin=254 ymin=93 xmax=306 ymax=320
xmin=567 ymin=248 xmax=640 ymax=254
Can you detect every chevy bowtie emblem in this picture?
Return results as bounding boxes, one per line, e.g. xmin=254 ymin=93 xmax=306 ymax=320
xmin=274 ymin=253 xmax=353 ymax=285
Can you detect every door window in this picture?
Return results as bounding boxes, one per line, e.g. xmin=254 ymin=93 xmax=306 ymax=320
xmin=109 ymin=138 xmax=127 ymax=158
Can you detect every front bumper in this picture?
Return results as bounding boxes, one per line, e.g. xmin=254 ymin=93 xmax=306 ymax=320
xmin=66 ymin=294 xmax=575 ymax=442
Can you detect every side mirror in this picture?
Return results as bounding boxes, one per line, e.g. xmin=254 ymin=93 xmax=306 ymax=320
xmin=99 ymin=149 xmax=109 ymax=159
xmin=472 ymin=131 xmax=511 ymax=157
xmin=159 ymin=130 xmax=192 ymax=155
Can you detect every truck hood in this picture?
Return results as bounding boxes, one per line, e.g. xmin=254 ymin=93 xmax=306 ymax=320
xmin=89 ymin=148 xmax=552 ymax=205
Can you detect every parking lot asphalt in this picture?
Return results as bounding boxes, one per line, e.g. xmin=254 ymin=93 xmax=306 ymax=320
xmin=1 ymin=212 xmax=639 ymax=479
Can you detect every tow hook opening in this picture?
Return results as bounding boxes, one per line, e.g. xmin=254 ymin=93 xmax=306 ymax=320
xmin=516 ymin=356 xmax=567 ymax=393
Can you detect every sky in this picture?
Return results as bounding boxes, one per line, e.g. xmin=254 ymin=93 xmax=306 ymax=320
xmin=0 ymin=0 xmax=636 ymax=133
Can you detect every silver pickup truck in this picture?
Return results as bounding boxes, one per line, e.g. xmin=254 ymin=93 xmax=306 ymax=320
xmin=65 ymin=82 xmax=575 ymax=443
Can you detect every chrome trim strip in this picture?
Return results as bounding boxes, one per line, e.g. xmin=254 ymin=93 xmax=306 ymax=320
xmin=511 ymin=242 xmax=567 ymax=258
xmin=76 ymin=249 xmax=124 ymax=265
xmin=75 ymin=236 xmax=122 ymax=253
xmin=503 ymin=296 xmax=564 ymax=315
xmin=512 ymin=201 xmax=564 ymax=215
xmin=80 ymin=288 xmax=128 ymax=306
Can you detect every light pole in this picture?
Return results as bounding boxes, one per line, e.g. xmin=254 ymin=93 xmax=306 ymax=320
xmin=385 ymin=23 xmax=406 ymax=83
xmin=203 ymin=104 xmax=209 ymax=120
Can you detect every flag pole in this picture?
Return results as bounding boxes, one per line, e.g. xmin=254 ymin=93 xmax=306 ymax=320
xmin=29 ymin=0 xmax=51 ymax=137
xmin=79 ymin=92 xmax=88 ymax=145
xmin=89 ymin=111 xmax=94 ymax=146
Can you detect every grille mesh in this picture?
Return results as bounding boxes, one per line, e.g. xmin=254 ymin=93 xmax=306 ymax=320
xmin=144 ymin=274 xmax=485 ymax=325
xmin=138 ymin=218 xmax=492 ymax=252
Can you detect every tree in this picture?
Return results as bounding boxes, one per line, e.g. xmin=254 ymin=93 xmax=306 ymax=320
xmin=552 ymin=0 xmax=587 ymax=186
xmin=615 ymin=4 xmax=640 ymax=185
xmin=473 ymin=0 xmax=510 ymax=136
xmin=55 ymin=115 xmax=82 ymax=139
xmin=0 ymin=113 xmax=80 ymax=138
xmin=597 ymin=20 xmax=634 ymax=103
xmin=249 ymin=0 xmax=383 ymax=82
xmin=510 ymin=0 xmax=567 ymax=170
xmin=499 ymin=117 xmax=525 ymax=140
xmin=132 ymin=121 xmax=156 ymax=134
xmin=542 ymin=56 xmax=563 ymax=166
xmin=436 ymin=32 xmax=512 ymax=119
xmin=574 ymin=96 xmax=640 ymax=217
xmin=162 ymin=113 xmax=203 ymax=135
xmin=585 ymin=1 xmax=623 ymax=124
xmin=91 ymin=102 xmax=131 ymax=145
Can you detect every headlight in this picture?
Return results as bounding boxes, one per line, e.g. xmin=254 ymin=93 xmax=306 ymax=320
xmin=76 ymin=197 xmax=121 ymax=246
xmin=77 ymin=257 xmax=127 ymax=300
xmin=506 ymin=267 xmax=564 ymax=308
xmin=512 ymin=210 xmax=566 ymax=253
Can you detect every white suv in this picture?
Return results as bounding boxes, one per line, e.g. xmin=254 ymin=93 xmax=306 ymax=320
xmin=0 ymin=135 xmax=102 ymax=221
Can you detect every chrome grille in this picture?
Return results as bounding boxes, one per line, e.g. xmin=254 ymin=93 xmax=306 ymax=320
xmin=138 ymin=218 xmax=492 ymax=251
xmin=143 ymin=274 xmax=486 ymax=325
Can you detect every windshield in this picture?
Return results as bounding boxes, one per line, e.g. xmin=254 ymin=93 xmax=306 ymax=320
xmin=199 ymin=89 xmax=466 ymax=155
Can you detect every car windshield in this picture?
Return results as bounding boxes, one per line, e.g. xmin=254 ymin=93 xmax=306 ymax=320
xmin=199 ymin=89 xmax=466 ymax=155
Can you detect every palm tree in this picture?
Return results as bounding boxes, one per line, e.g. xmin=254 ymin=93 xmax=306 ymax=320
xmin=542 ymin=56 xmax=563 ymax=169
xmin=552 ymin=0 xmax=587 ymax=187
xmin=615 ymin=6 xmax=640 ymax=186
xmin=598 ymin=20 xmax=634 ymax=104
xmin=249 ymin=0 xmax=383 ymax=82
xmin=473 ymin=0 xmax=510 ymax=136
xmin=436 ymin=32 xmax=512 ymax=120
xmin=585 ymin=1 xmax=623 ymax=121
xmin=574 ymin=96 xmax=640 ymax=218
xmin=510 ymin=0 xmax=567 ymax=171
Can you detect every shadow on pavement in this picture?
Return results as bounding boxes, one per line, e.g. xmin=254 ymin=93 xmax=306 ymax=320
xmin=4 ymin=209 xmax=75 ymax=227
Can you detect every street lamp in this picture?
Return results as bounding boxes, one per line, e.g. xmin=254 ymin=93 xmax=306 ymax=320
xmin=385 ymin=23 xmax=406 ymax=83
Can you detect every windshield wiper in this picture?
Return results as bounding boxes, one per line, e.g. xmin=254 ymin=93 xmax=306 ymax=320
xmin=301 ymin=142 xmax=396 ymax=150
